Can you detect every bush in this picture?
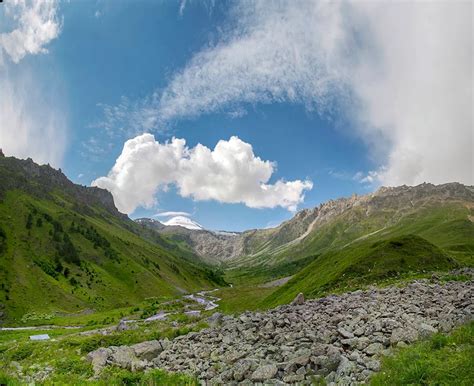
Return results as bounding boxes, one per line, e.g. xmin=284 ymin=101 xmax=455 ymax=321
xmin=55 ymin=357 xmax=93 ymax=377
xmin=25 ymin=213 xmax=33 ymax=230
xmin=10 ymin=345 xmax=33 ymax=361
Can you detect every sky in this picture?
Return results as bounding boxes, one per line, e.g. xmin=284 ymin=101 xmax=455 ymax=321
xmin=0 ymin=0 xmax=472 ymax=231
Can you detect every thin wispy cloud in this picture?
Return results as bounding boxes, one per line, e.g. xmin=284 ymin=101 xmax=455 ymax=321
xmin=154 ymin=211 xmax=191 ymax=218
xmin=96 ymin=1 xmax=472 ymax=186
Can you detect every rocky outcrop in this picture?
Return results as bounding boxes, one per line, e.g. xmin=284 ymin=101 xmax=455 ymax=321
xmin=93 ymin=277 xmax=473 ymax=384
xmin=87 ymin=339 xmax=171 ymax=374
xmin=0 ymin=155 xmax=127 ymax=219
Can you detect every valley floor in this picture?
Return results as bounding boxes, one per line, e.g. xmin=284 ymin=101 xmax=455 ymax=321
xmin=1 ymin=271 xmax=472 ymax=385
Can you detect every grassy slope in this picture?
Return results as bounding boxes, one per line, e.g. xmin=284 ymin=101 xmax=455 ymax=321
xmin=0 ymin=190 xmax=223 ymax=324
xmin=271 ymin=203 xmax=474 ymax=265
xmin=262 ymin=234 xmax=459 ymax=307
xmin=0 ymin=317 xmax=204 ymax=385
xmin=219 ymin=202 xmax=473 ymax=310
xmin=225 ymin=203 xmax=472 ymax=285
xmin=371 ymin=322 xmax=474 ymax=385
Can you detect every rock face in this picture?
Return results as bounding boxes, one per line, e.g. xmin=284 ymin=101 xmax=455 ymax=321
xmin=96 ymin=278 xmax=473 ymax=384
xmin=0 ymin=155 xmax=127 ymax=219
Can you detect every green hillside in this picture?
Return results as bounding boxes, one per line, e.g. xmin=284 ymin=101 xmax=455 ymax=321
xmin=0 ymin=156 xmax=224 ymax=324
xmin=262 ymin=234 xmax=459 ymax=307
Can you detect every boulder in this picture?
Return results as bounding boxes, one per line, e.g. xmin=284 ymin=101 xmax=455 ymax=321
xmin=364 ymin=342 xmax=384 ymax=356
xmin=291 ymin=293 xmax=305 ymax=305
xmin=232 ymin=359 xmax=253 ymax=381
xmin=390 ymin=327 xmax=419 ymax=345
xmin=86 ymin=347 xmax=111 ymax=374
xmin=131 ymin=340 xmax=163 ymax=361
xmin=250 ymin=364 xmax=278 ymax=381
xmin=207 ymin=312 xmax=223 ymax=327
xmin=336 ymin=356 xmax=356 ymax=377
xmin=337 ymin=327 xmax=354 ymax=339
xmin=418 ymin=323 xmax=438 ymax=338
xmin=109 ymin=346 xmax=136 ymax=369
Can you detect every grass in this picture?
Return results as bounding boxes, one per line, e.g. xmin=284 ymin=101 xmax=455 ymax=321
xmin=0 ymin=190 xmax=226 ymax=324
xmin=0 ymin=315 xmax=207 ymax=385
xmin=371 ymin=322 xmax=474 ymax=385
xmin=0 ymin=367 xmax=198 ymax=386
xmin=262 ymin=234 xmax=459 ymax=307
xmin=214 ymin=285 xmax=275 ymax=314
xmin=224 ymin=254 xmax=318 ymax=286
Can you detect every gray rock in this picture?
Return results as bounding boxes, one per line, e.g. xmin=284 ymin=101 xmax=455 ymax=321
xmin=365 ymin=359 xmax=381 ymax=371
xmin=250 ymin=364 xmax=278 ymax=381
xmin=336 ymin=356 xmax=356 ymax=377
xmin=390 ymin=327 xmax=419 ymax=345
xmin=233 ymin=360 xmax=253 ymax=381
xmin=418 ymin=323 xmax=438 ymax=338
xmin=337 ymin=328 xmax=354 ymax=339
xmin=365 ymin=342 xmax=384 ymax=356
xmin=207 ymin=312 xmax=223 ymax=326
xmin=109 ymin=346 xmax=136 ymax=369
xmin=291 ymin=293 xmax=305 ymax=305
xmin=86 ymin=347 xmax=111 ymax=374
xmin=131 ymin=340 xmax=163 ymax=361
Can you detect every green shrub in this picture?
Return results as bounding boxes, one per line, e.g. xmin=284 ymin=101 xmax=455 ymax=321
xmin=9 ymin=345 xmax=33 ymax=361
xmin=55 ymin=357 xmax=93 ymax=377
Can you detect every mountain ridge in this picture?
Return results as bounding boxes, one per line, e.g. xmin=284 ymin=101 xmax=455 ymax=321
xmin=137 ymin=182 xmax=474 ymax=267
xmin=0 ymin=154 xmax=225 ymax=323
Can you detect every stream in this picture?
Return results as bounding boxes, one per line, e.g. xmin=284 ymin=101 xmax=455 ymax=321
xmin=145 ymin=288 xmax=221 ymax=321
xmin=0 ymin=288 xmax=222 ymax=331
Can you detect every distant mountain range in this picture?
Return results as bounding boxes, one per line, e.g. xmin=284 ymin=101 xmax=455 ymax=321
xmin=137 ymin=182 xmax=474 ymax=267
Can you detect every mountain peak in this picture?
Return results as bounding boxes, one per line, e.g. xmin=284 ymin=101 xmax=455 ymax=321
xmin=163 ymin=216 xmax=204 ymax=230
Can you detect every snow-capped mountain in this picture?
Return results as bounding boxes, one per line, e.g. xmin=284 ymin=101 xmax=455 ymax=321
xmin=162 ymin=216 xmax=204 ymax=230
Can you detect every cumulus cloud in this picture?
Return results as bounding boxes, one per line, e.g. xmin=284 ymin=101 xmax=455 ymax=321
xmin=104 ymin=1 xmax=472 ymax=187
xmin=155 ymin=211 xmax=192 ymax=218
xmin=0 ymin=0 xmax=61 ymax=64
xmin=0 ymin=0 xmax=66 ymax=167
xmin=92 ymin=134 xmax=312 ymax=214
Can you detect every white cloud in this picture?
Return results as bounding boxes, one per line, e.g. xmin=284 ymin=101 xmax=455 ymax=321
xmin=352 ymin=2 xmax=472 ymax=186
xmin=0 ymin=0 xmax=61 ymax=64
xmin=158 ymin=1 xmax=347 ymax=122
xmin=179 ymin=0 xmax=187 ymax=17
xmin=92 ymin=133 xmax=312 ymax=214
xmin=0 ymin=0 xmax=65 ymax=167
xmin=105 ymin=1 xmax=472 ymax=187
xmin=0 ymin=68 xmax=67 ymax=167
xmin=154 ymin=211 xmax=191 ymax=218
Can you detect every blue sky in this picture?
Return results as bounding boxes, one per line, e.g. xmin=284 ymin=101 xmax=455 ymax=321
xmin=1 ymin=1 xmax=472 ymax=231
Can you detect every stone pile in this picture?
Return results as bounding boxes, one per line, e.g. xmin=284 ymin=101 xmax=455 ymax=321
xmin=88 ymin=277 xmax=473 ymax=384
